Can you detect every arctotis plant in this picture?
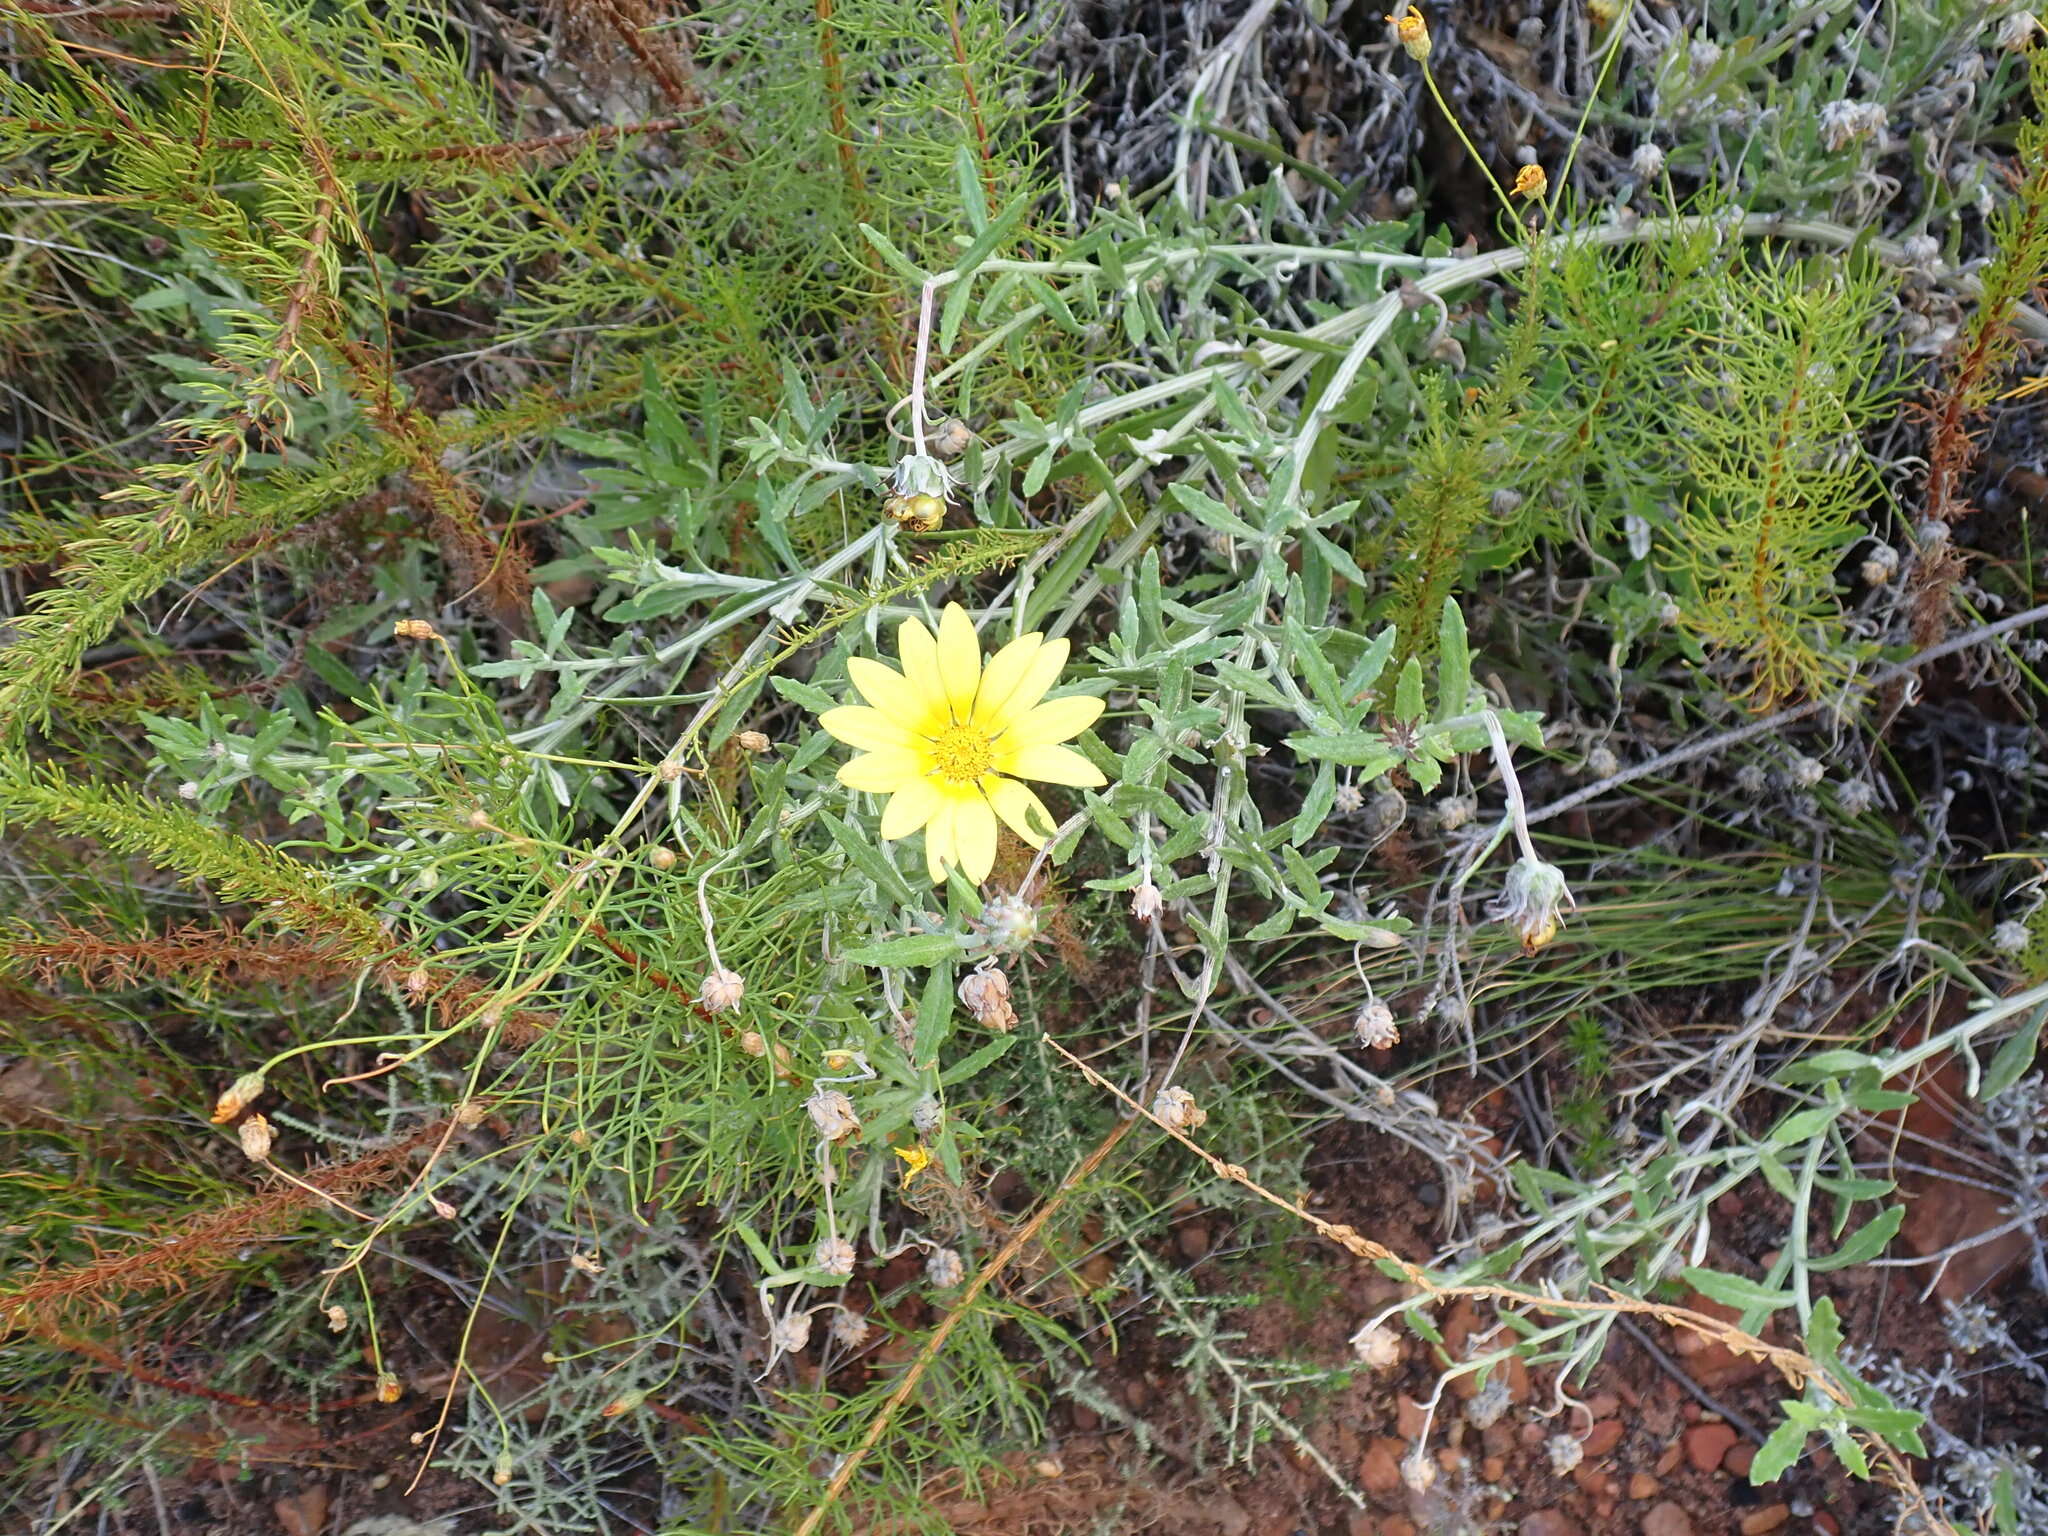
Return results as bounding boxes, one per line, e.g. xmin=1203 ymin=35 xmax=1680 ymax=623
xmin=7 ymin=3 xmax=2048 ymax=1534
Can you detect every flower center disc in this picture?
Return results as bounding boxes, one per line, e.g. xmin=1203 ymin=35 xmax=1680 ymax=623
xmin=928 ymin=723 xmax=994 ymax=784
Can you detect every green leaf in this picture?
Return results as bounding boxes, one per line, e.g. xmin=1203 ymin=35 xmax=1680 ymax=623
xmin=1286 ymin=732 xmax=1398 ymax=776
xmin=1436 ymin=600 xmax=1471 ymax=721
xmin=1768 ymin=1105 xmax=1839 ymax=1146
xmin=1806 ymin=1296 xmax=1842 ymax=1367
xmin=1806 ymin=1205 xmax=1904 ymax=1271
xmin=1981 ymin=1001 xmax=2045 ymax=1100
xmin=1681 ymin=1266 xmax=1796 ymax=1314
xmin=1750 ymin=1415 xmax=1809 ymax=1484
xmin=843 ymin=933 xmax=962 ymax=968
xmin=1393 ymin=656 xmax=1425 ymax=724
xmin=858 ymin=223 xmax=928 ymax=284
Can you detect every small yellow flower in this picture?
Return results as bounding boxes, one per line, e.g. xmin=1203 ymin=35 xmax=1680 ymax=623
xmin=894 ymin=1142 xmax=934 ymax=1186
xmin=1513 ymin=163 xmax=1548 ymax=199
xmin=819 ymin=603 xmax=1106 ymax=885
xmin=1386 ymin=7 xmax=1430 ymax=60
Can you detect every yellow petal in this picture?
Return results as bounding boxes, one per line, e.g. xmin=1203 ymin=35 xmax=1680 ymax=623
xmin=1000 ymin=693 xmax=1104 ymax=749
xmin=975 ymin=634 xmax=1069 ymax=731
xmin=838 ymin=747 xmax=923 ymax=793
xmin=923 ymin=799 xmax=956 ymax=884
xmin=984 ymin=775 xmax=1055 ymax=847
xmin=880 ymin=776 xmax=940 ymax=839
xmin=820 ymin=705 xmax=919 ymax=752
xmin=847 ymin=656 xmax=941 ymax=733
xmin=935 ymin=603 xmax=983 ymax=724
xmin=997 ymin=741 xmax=1106 ymax=788
xmin=897 ymin=616 xmax=944 ymax=712
xmin=953 ymin=795 xmax=999 ymax=883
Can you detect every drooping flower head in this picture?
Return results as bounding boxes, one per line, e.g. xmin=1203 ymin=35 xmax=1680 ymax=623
xmin=818 ymin=603 xmax=1106 ymax=884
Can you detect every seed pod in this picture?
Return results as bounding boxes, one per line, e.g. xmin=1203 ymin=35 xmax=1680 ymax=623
xmin=806 ymin=1088 xmax=860 ymax=1142
xmin=737 ymin=730 xmax=771 ymax=753
xmin=1151 ymin=1084 xmax=1207 ymax=1132
xmin=925 ymin=1246 xmax=964 ymax=1287
xmin=699 ymin=967 xmax=746 ymax=1013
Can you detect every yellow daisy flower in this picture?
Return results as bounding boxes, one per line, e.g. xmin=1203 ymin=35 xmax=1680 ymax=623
xmin=819 ymin=603 xmax=1106 ymax=885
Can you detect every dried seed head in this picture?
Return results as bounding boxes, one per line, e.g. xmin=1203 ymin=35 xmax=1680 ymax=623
xmin=1488 ymin=855 xmax=1572 ymax=954
xmin=1585 ymin=746 xmax=1620 ymax=780
xmin=1818 ymin=99 xmax=1887 ymax=153
xmin=392 ymin=618 xmax=438 ymax=640
xmin=740 ymin=1030 xmax=768 ymax=1057
xmin=1466 ymin=1373 xmax=1511 ymax=1428
xmin=930 ymin=417 xmax=975 ymax=458
xmin=1032 ymin=1456 xmax=1064 ymax=1479
xmin=466 ymin=808 xmax=492 ymax=831
xmin=771 ymin=1310 xmax=814 ymax=1355
xmin=1151 ymin=1084 xmax=1208 ymax=1132
xmin=1993 ymin=919 xmax=2031 ymax=955
xmin=1353 ymin=1000 xmax=1400 ymax=1050
xmin=1789 ymin=755 xmax=1825 ymax=789
xmin=656 ymin=758 xmax=684 ymax=783
xmin=648 ymin=845 xmax=677 ymax=870
xmin=699 ymin=967 xmax=746 ymax=1014
xmin=815 ymin=1236 xmax=857 ymax=1277
xmin=1860 ymin=543 xmax=1900 ymax=585
xmin=1689 ymin=35 xmax=1721 ymax=71
xmin=912 ymin=1094 xmax=944 ymax=1135
xmin=1400 ymin=1451 xmax=1437 ymax=1495
xmin=569 ymin=1250 xmax=605 ymax=1277
xmin=1999 ymin=11 xmax=2041 ymax=49
xmin=1735 ymin=762 xmax=1768 ymax=796
xmin=402 ymin=966 xmax=432 ymax=999
xmin=829 ymin=1307 xmax=871 ymax=1348
xmin=1630 ymin=142 xmax=1665 ymax=180
xmin=429 ymin=1195 xmax=458 ymax=1220
xmin=1546 ymin=1433 xmax=1585 ymax=1474
xmin=1837 ymin=778 xmax=1876 ymax=816
xmin=1333 ymin=781 xmax=1366 ymax=815
xmin=806 ymin=1088 xmax=861 ymax=1142
xmin=211 ymin=1070 xmax=266 ymax=1124
xmin=1434 ymin=794 xmax=1476 ymax=832
xmin=1130 ymin=881 xmax=1164 ymax=923
xmin=925 ymin=1246 xmax=965 ymax=1287
xmin=324 ymin=1305 xmax=349 ymax=1333
xmin=957 ymin=963 xmax=1017 ymax=1031
xmin=177 ymin=781 xmax=200 ymax=800
xmin=1349 ymin=1322 xmax=1403 ymax=1370
xmin=737 ymin=730 xmax=772 ymax=753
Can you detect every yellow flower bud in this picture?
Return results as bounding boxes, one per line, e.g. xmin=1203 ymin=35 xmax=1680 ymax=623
xmin=1386 ymin=8 xmax=1430 ymax=60
xmin=1513 ymin=163 xmax=1548 ymax=199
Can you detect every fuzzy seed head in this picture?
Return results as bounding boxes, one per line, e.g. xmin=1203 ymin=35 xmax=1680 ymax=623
xmin=1999 ymin=11 xmax=2041 ymax=49
xmin=1353 ymin=1000 xmax=1400 ymax=1050
xmin=930 ymin=418 xmax=974 ymax=458
xmin=1333 ymin=781 xmax=1366 ymax=815
xmin=657 ymin=758 xmax=684 ymax=783
xmin=1735 ymin=763 xmax=1768 ymax=797
xmin=912 ymin=1094 xmax=944 ymax=1135
xmin=979 ymin=892 xmax=1042 ymax=954
xmin=1466 ymin=1374 xmax=1511 ymax=1428
xmin=1789 ymin=755 xmax=1825 ymax=789
xmin=806 ymin=1088 xmax=861 ymax=1142
xmin=830 ymin=1307 xmax=871 ymax=1348
xmin=466 ymin=808 xmax=491 ymax=831
xmin=740 ymin=1030 xmax=768 ymax=1057
xmin=1689 ymin=35 xmax=1721 ymax=71
xmin=1861 ymin=543 xmax=1900 ymax=585
xmin=1151 ymin=1084 xmax=1208 ymax=1132
xmin=957 ymin=963 xmax=1017 ymax=1031
xmin=325 ymin=1305 xmax=349 ymax=1333
xmin=1488 ymin=855 xmax=1571 ymax=954
xmin=1993 ymin=919 xmax=2031 ymax=956
xmin=1837 ymin=779 xmax=1876 ymax=816
xmin=815 ymin=1235 xmax=857 ymax=1276
xmin=1434 ymin=793 xmax=1476 ymax=831
xmin=1546 ymin=1432 xmax=1585 ymax=1474
xmin=1585 ymin=745 xmax=1620 ymax=780
xmin=1818 ymin=99 xmax=1887 ymax=152
xmin=1130 ymin=881 xmax=1164 ymax=922
xmin=1631 ymin=142 xmax=1665 ymax=179
xmin=1350 ymin=1322 xmax=1403 ymax=1370
xmin=925 ymin=1246 xmax=965 ymax=1288
xmin=699 ymin=967 xmax=745 ymax=1014
xmin=177 ymin=780 xmax=200 ymax=800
